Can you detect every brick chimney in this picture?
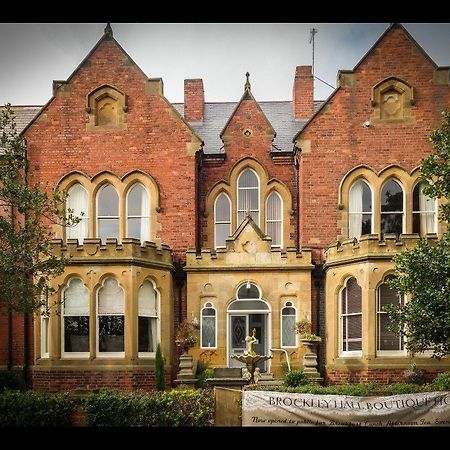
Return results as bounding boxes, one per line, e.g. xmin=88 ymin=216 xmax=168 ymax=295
xmin=184 ymin=79 xmax=204 ymax=122
xmin=293 ymin=66 xmax=314 ymax=120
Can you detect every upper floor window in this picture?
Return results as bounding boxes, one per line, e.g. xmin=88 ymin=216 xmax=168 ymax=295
xmin=413 ymin=181 xmax=437 ymax=236
xmin=97 ymin=184 xmax=119 ymax=242
xmin=127 ymin=183 xmax=150 ymax=243
xmin=340 ymin=277 xmax=362 ymax=356
xmin=67 ymin=184 xmax=89 ymax=242
xmin=97 ymin=277 xmax=124 ymax=355
xmin=381 ymin=179 xmax=404 ymax=236
xmin=214 ymin=193 xmax=231 ymax=249
xmin=201 ymin=302 xmax=217 ymax=348
xmin=237 ymin=168 xmax=260 ymax=226
xmin=62 ymin=278 xmax=89 ymax=355
xmin=138 ymin=281 xmax=159 ymax=354
xmin=281 ymin=301 xmax=296 ymax=348
xmin=377 ymin=276 xmax=404 ymax=354
xmin=349 ymin=180 xmax=372 ymax=240
xmin=266 ymin=191 xmax=283 ymax=247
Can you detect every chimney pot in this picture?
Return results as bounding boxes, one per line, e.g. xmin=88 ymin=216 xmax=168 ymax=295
xmin=184 ymin=79 xmax=204 ymax=122
xmin=293 ymin=65 xmax=314 ymax=120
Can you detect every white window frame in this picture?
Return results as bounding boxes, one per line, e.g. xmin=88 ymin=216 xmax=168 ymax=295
xmin=96 ymin=277 xmax=125 ymax=358
xmin=339 ymin=278 xmax=362 ymax=357
xmin=126 ymin=183 xmax=150 ymax=243
xmin=200 ymin=302 xmax=217 ymax=349
xmin=376 ymin=278 xmax=406 ymax=357
xmin=61 ymin=278 xmax=90 ymax=359
xmin=66 ymin=183 xmax=89 ymax=242
xmin=237 ymin=168 xmax=260 ymax=227
xmin=96 ymin=183 xmax=120 ymax=242
xmin=380 ymin=178 xmax=405 ymax=236
xmin=412 ymin=181 xmax=438 ymax=236
xmin=265 ymin=191 xmax=283 ymax=248
xmin=348 ymin=179 xmax=373 ymax=240
xmin=214 ymin=192 xmax=231 ymax=249
xmin=40 ymin=291 xmax=49 ymax=359
xmin=138 ymin=279 xmax=160 ymax=358
xmin=280 ymin=301 xmax=297 ymax=348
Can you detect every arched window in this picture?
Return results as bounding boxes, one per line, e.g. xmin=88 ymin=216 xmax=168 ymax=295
xmin=67 ymin=184 xmax=89 ymax=242
xmin=127 ymin=183 xmax=150 ymax=243
xmin=377 ymin=276 xmax=404 ymax=353
xmin=237 ymin=168 xmax=259 ymax=226
xmin=138 ymin=280 xmax=159 ymax=354
xmin=349 ymin=180 xmax=372 ymax=240
xmin=229 ymin=283 xmax=269 ymax=310
xmin=97 ymin=277 xmax=124 ymax=354
xmin=201 ymin=302 xmax=217 ymax=348
xmin=340 ymin=277 xmax=362 ymax=355
xmin=97 ymin=184 xmax=119 ymax=242
xmin=214 ymin=193 xmax=231 ymax=249
xmin=62 ymin=278 xmax=89 ymax=354
xmin=413 ymin=181 xmax=437 ymax=236
xmin=381 ymin=179 xmax=404 ymax=236
xmin=281 ymin=301 xmax=296 ymax=347
xmin=266 ymin=191 xmax=283 ymax=247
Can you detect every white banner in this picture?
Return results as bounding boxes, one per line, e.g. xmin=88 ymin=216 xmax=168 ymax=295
xmin=242 ymin=390 xmax=450 ymax=427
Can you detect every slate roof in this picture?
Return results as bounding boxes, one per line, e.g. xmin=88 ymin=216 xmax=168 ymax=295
xmin=1 ymin=105 xmax=42 ymax=134
xmin=174 ymin=100 xmax=323 ymax=154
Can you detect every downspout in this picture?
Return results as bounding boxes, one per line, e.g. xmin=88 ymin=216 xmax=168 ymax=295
xmin=195 ymin=150 xmax=203 ymax=255
xmin=294 ymin=148 xmax=300 ymax=251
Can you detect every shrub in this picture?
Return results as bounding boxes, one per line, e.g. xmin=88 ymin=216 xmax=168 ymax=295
xmin=284 ymin=370 xmax=309 ymax=387
xmin=155 ymin=343 xmax=165 ymax=391
xmin=84 ymin=388 xmax=214 ymax=426
xmin=195 ymin=360 xmax=214 ymax=388
xmin=0 ymin=391 xmax=73 ymax=426
xmin=432 ymin=371 xmax=450 ymax=390
xmin=404 ymin=364 xmax=425 ymax=385
xmin=0 ymin=369 xmax=26 ymax=392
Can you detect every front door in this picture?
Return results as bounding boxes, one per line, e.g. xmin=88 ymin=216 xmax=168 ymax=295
xmin=229 ymin=313 xmax=268 ymax=371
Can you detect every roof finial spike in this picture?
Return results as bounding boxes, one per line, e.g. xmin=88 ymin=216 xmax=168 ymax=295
xmin=244 ymin=72 xmax=251 ymax=91
xmin=104 ymin=23 xmax=113 ymax=38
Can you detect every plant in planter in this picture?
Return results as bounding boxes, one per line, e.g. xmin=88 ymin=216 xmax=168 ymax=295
xmin=295 ymin=318 xmax=322 ymax=381
xmin=404 ymin=363 xmax=425 ymax=385
xmin=175 ymin=319 xmax=198 ymax=354
xmin=295 ymin=319 xmax=322 ymax=342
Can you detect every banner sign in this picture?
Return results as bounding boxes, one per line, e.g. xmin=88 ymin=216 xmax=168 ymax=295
xmin=242 ymin=390 xmax=450 ymax=427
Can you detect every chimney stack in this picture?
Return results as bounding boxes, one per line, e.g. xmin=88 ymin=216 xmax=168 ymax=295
xmin=293 ymin=66 xmax=314 ymax=120
xmin=184 ymin=79 xmax=204 ymax=123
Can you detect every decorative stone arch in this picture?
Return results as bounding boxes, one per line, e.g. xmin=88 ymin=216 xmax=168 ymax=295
xmin=86 ymin=84 xmax=128 ymax=131
xmin=371 ymin=77 xmax=415 ymax=124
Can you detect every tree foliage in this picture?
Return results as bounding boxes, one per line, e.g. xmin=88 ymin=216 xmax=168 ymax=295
xmin=0 ymin=104 xmax=79 ymax=313
xmin=386 ymin=111 xmax=450 ymax=358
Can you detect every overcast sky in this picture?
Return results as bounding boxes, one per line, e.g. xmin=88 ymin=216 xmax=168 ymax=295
xmin=0 ymin=23 xmax=449 ymax=106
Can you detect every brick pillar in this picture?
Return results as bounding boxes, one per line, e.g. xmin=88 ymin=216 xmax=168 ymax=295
xmin=184 ymin=79 xmax=204 ymax=122
xmin=293 ymin=66 xmax=314 ymax=120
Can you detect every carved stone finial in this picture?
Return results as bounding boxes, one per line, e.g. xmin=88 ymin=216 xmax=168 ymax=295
xmin=244 ymin=72 xmax=251 ymax=91
xmin=104 ymin=23 xmax=113 ymax=38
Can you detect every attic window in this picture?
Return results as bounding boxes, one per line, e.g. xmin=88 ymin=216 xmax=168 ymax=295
xmin=86 ymin=84 xmax=128 ymax=131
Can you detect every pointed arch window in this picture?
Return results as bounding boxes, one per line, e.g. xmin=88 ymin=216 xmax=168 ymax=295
xmin=201 ymin=302 xmax=217 ymax=348
xmin=214 ymin=193 xmax=231 ymax=249
xmin=281 ymin=301 xmax=296 ymax=347
xmin=127 ymin=183 xmax=150 ymax=243
xmin=138 ymin=280 xmax=159 ymax=354
xmin=413 ymin=181 xmax=437 ymax=236
xmin=237 ymin=168 xmax=260 ymax=226
xmin=67 ymin=184 xmax=89 ymax=242
xmin=62 ymin=278 xmax=89 ymax=355
xmin=340 ymin=277 xmax=362 ymax=355
xmin=381 ymin=179 xmax=404 ymax=236
xmin=97 ymin=277 xmax=124 ymax=355
xmin=266 ymin=191 xmax=283 ymax=247
xmin=97 ymin=184 xmax=119 ymax=242
xmin=349 ymin=180 xmax=372 ymax=240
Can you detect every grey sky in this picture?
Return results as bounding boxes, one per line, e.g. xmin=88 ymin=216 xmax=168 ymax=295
xmin=0 ymin=23 xmax=449 ymax=106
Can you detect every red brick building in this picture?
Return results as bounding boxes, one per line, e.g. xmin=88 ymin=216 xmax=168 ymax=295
xmin=1 ymin=23 xmax=449 ymax=391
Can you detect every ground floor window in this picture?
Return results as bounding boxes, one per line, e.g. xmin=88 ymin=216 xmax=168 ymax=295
xmin=340 ymin=277 xmax=362 ymax=355
xmin=201 ymin=302 xmax=217 ymax=348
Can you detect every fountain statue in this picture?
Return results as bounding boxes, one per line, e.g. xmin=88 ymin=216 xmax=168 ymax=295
xmin=231 ymin=328 xmax=272 ymax=385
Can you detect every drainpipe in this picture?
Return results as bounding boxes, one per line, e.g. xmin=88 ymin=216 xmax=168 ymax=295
xmin=294 ymin=149 xmax=300 ymax=250
xmin=195 ymin=151 xmax=202 ymax=254
xmin=173 ymin=260 xmax=186 ymax=324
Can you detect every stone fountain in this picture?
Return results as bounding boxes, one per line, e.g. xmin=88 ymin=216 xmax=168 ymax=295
xmin=231 ymin=328 xmax=272 ymax=385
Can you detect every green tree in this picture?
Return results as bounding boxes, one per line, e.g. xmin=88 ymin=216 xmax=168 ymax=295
xmin=155 ymin=343 xmax=165 ymax=391
xmin=0 ymin=104 xmax=79 ymax=379
xmin=386 ymin=111 xmax=450 ymax=359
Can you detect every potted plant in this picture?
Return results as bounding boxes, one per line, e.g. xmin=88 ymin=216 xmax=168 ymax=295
xmin=295 ymin=318 xmax=322 ymax=343
xmin=295 ymin=318 xmax=321 ymax=380
xmin=175 ymin=319 xmax=198 ymax=355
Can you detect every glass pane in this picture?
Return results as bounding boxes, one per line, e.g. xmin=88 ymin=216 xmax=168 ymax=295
xmin=282 ymin=307 xmax=296 ymax=316
xmin=202 ymin=316 xmax=216 ymax=347
xmin=99 ymin=316 xmax=124 ymax=352
xmin=98 ymin=184 xmax=118 ymax=216
xmin=267 ymin=193 xmax=282 ymax=220
xmin=215 ymin=193 xmax=231 ymax=222
xmin=64 ymin=279 xmax=89 ymax=315
xmin=342 ymin=316 xmax=347 ymax=351
xmin=381 ymin=213 xmax=403 ymax=235
xmin=64 ymin=316 xmax=89 ymax=352
xmin=347 ymin=315 xmax=362 ymax=339
xmin=361 ymin=214 xmax=372 ymax=235
xmin=381 ymin=180 xmax=403 ymax=212
xmin=67 ymin=184 xmax=88 ymax=241
xmin=346 ymin=278 xmax=361 ymax=314
xmin=349 ymin=180 xmax=371 ymax=213
xmin=202 ymin=307 xmax=215 ymax=317
xmin=347 ymin=340 xmax=362 ymax=351
xmin=267 ymin=221 xmax=281 ymax=246
xmin=98 ymin=278 xmax=124 ymax=315
xmin=138 ymin=281 xmax=157 ymax=316
xmin=238 ymin=169 xmax=258 ymax=188
xmin=41 ymin=318 xmax=49 ymax=355
xmin=127 ymin=217 xmax=141 ymax=239
xmin=228 ymin=300 xmax=269 ymax=310
xmin=138 ymin=316 xmax=156 ymax=352
xmin=98 ymin=218 xmax=119 ymax=241
xmin=216 ymin=223 xmax=230 ymax=248
xmin=237 ymin=283 xmax=260 ymax=299
xmin=282 ymin=315 xmax=295 ymax=347
xmin=231 ymin=316 xmax=246 ymax=348
xmin=413 ymin=183 xmax=420 ymax=211
xmin=378 ymin=283 xmax=400 ymax=309
xmin=378 ymin=314 xmax=401 ymax=350
xmin=362 ymin=183 xmax=372 ymax=212
xmin=128 ymin=184 xmax=146 ymax=216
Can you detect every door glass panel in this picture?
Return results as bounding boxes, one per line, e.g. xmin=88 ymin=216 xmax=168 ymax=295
xmin=231 ymin=316 xmax=246 ymax=348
